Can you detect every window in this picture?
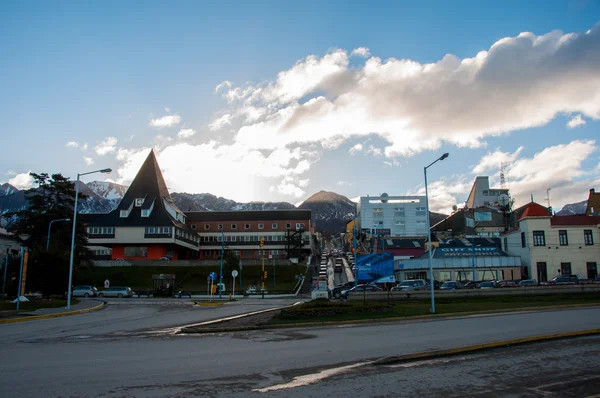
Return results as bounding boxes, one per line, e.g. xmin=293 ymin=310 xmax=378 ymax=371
xmin=120 ymin=210 xmax=128 ymax=218
xmin=521 ymin=232 xmax=526 ymax=248
xmin=415 ymin=207 xmax=426 ymax=216
xmin=503 ymin=237 xmax=508 ymax=251
xmin=244 ymin=236 xmax=251 ymax=242
xmin=372 ymin=208 xmax=383 ymax=217
xmin=230 ymin=236 xmax=237 ymax=242
xmin=191 ymin=224 xmax=196 ymax=230
xmin=296 ymin=223 xmax=305 ymax=229
xmin=135 ymin=198 xmax=144 ymax=207
xmin=204 ymin=224 xmax=210 ymax=230
xmin=559 ymin=230 xmax=568 ymax=246
xmin=584 ymin=230 xmax=594 ymax=245
xmin=395 ymin=221 xmax=405 ymax=226
xmin=203 ymin=236 xmax=209 ymax=242
xmin=141 ymin=209 xmax=150 ymax=217
xmin=482 ymin=190 xmax=489 ymax=196
xmin=272 ymin=223 xmax=278 ymax=229
xmin=258 ymin=223 xmax=264 ymax=230
xmin=394 ymin=207 xmax=405 ymax=217
xmin=474 ymin=212 xmax=492 ymax=222
xmin=416 ymin=220 xmax=426 ymax=225
xmin=533 ymin=231 xmax=545 ymax=246
xmin=561 ymin=262 xmax=572 ymax=275
xmin=217 ymin=224 xmax=223 ymax=230
xmin=245 ymin=224 xmax=250 ymax=229
xmin=286 ymin=223 xmax=291 ymax=228
xmin=231 ymin=224 xmax=237 ymax=229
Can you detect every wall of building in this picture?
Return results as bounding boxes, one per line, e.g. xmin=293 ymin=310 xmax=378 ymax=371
xmin=358 ymin=195 xmax=427 ymax=236
xmin=188 ymin=219 xmax=310 ymax=233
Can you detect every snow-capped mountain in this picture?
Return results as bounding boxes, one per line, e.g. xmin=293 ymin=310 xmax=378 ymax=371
xmin=86 ymin=181 xmax=129 ymax=201
xmin=298 ymin=190 xmax=357 ymax=233
xmin=0 ymin=183 xmax=18 ymax=196
xmin=170 ymin=192 xmax=296 ymax=212
xmin=555 ymin=200 xmax=587 ymax=216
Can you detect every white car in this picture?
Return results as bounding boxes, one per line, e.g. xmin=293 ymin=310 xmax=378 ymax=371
xmin=97 ymin=287 xmax=133 ymax=298
xmin=71 ymin=285 xmax=98 ymax=297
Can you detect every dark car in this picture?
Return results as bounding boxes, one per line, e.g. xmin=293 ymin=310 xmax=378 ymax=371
xmin=462 ymin=280 xmax=482 ymax=289
xmin=541 ymin=275 xmax=580 ymax=285
xmin=479 ymin=281 xmax=497 ymax=289
xmin=340 ymin=284 xmax=383 ymax=299
xmin=497 ymin=280 xmax=519 ymax=288
xmin=518 ymin=279 xmax=538 ymax=286
xmin=330 ymin=282 xmax=355 ymax=299
xmin=440 ymin=281 xmax=462 ymax=291
xmin=425 ymin=279 xmax=441 ymax=290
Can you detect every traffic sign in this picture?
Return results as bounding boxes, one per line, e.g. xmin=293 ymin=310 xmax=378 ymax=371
xmin=208 ymin=272 xmax=217 ymax=281
xmin=231 ymin=270 xmax=239 ymax=277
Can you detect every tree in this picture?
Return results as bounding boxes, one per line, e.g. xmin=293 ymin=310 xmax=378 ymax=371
xmin=6 ymin=173 xmax=93 ymax=296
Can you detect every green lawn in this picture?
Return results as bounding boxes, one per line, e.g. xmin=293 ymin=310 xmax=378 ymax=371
xmin=75 ymin=264 xmax=306 ymax=293
xmin=0 ymin=299 xmax=78 ymax=312
xmin=270 ymin=294 xmax=600 ymax=325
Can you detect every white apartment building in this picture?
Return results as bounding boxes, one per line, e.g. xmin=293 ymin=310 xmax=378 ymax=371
xmin=466 ymin=176 xmax=510 ymax=210
xmin=357 ymin=194 xmax=427 ymax=237
xmin=502 ymin=202 xmax=600 ymax=281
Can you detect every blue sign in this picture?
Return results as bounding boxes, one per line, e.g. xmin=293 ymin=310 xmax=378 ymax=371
xmin=208 ymin=272 xmax=217 ymax=281
xmin=355 ymin=252 xmax=395 ymax=284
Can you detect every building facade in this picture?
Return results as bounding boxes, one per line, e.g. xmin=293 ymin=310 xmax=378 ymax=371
xmin=356 ymin=194 xmax=427 ymax=237
xmin=465 ymin=176 xmax=510 ymax=210
xmin=502 ymin=202 xmax=600 ymax=281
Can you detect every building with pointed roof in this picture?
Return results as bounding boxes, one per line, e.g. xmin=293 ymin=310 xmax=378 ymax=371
xmin=586 ymin=188 xmax=600 ymax=216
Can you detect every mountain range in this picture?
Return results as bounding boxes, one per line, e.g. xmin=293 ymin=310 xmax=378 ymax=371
xmin=0 ymin=181 xmax=450 ymax=233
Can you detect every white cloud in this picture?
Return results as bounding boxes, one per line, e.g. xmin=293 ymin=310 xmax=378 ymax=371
xmin=216 ymin=24 xmax=600 ymax=158
xmin=65 ymin=141 xmax=79 ymax=148
xmin=366 ymin=145 xmax=382 ymax=156
xmin=8 ymin=172 xmax=34 ymax=189
xmin=165 ymin=107 xmax=170 ymax=112
xmin=351 ymin=47 xmax=371 ymax=57
xmin=417 ymin=140 xmax=600 ymax=213
xmin=349 ymin=143 xmax=363 ymax=154
xmin=149 ymin=115 xmax=181 ymax=128
xmin=215 ymin=80 xmax=232 ymax=93
xmin=114 ymin=143 xmax=315 ymax=201
xmin=336 ymin=180 xmax=353 ymax=186
xmin=208 ymin=114 xmax=233 ymax=131
xmin=82 ymin=143 xmax=88 ymax=151
xmin=567 ymin=114 xmax=586 ymax=129
xmin=472 ymin=146 xmax=524 ymax=174
xmin=83 ymin=157 xmax=94 ymax=166
xmin=94 ymin=137 xmax=118 ymax=156
xmin=177 ymin=129 xmax=196 ymax=138
xmin=383 ymin=159 xmax=400 ymax=167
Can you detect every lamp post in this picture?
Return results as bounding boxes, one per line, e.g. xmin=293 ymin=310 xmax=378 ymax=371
xmin=218 ymin=226 xmax=224 ymax=298
xmin=67 ymin=167 xmax=111 ymax=310
xmin=424 ymin=152 xmax=449 ymax=314
xmin=47 ymin=218 xmax=71 ymax=249
xmin=353 ymin=217 xmax=358 ymax=288
xmin=467 ymin=208 xmax=479 ymax=282
xmin=2 ymin=245 xmax=10 ymax=299
xmin=15 ymin=234 xmax=30 ymax=310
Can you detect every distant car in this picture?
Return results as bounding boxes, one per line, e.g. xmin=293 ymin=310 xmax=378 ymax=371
xmin=97 ymin=286 xmax=133 ymax=298
xmin=159 ymin=257 xmax=171 ymax=261
xmin=425 ymin=279 xmax=441 ymax=290
xmin=330 ymin=282 xmax=355 ymax=299
xmin=71 ymin=285 xmax=98 ymax=297
xmin=392 ymin=279 xmax=428 ymax=292
xmin=479 ymin=281 xmax=497 ymax=289
xmin=497 ymin=280 xmax=519 ymax=288
xmin=334 ymin=264 xmax=343 ymax=273
xmin=518 ymin=279 xmax=538 ymax=286
xmin=595 ymin=276 xmax=600 ymax=283
xmin=246 ymin=286 xmax=269 ymax=295
xmin=462 ymin=281 xmax=482 ymax=289
xmin=341 ymin=284 xmax=383 ymax=299
xmin=541 ymin=275 xmax=580 ymax=285
xmin=440 ymin=281 xmax=462 ymax=291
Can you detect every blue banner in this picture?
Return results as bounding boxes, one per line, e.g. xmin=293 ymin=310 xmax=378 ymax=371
xmin=355 ymin=252 xmax=395 ymax=283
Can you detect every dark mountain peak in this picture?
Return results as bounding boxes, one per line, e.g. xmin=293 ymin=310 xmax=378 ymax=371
xmin=555 ymin=199 xmax=587 ymax=216
xmin=0 ymin=183 xmax=19 ymax=196
xmin=302 ymin=190 xmax=354 ymax=205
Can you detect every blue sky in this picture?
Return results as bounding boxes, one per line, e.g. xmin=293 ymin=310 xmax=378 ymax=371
xmin=1 ymin=1 xmax=599 ymax=212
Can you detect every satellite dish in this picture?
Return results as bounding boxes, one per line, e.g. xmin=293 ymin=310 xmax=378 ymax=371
xmin=381 ymin=193 xmax=389 ymax=203
xmin=498 ymin=193 xmax=510 ymax=207
xmin=452 ymin=205 xmax=458 ymax=212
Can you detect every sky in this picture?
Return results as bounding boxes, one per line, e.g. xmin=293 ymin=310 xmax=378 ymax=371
xmin=1 ymin=0 xmax=599 ymax=213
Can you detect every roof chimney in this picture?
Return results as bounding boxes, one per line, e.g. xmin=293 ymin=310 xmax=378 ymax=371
xmin=591 ymin=188 xmax=596 ymax=194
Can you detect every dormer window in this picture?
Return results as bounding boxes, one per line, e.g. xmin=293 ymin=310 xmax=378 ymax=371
xmin=120 ymin=201 xmax=134 ymax=218
xmin=135 ymin=198 xmax=145 ymax=207
xmin=141 ymin=209 xmax=150 ymax=217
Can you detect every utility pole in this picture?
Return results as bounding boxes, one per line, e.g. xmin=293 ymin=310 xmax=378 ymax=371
xmin=260 ymin=238 xmax=265 ymax=299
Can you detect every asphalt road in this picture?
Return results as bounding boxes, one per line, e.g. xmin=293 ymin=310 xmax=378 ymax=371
xmin=1 ymin=305 xmax=599 ymax=397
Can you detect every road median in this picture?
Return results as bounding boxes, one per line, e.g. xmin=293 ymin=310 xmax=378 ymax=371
xmin=0 ymin=300 xmax=106 ymax=324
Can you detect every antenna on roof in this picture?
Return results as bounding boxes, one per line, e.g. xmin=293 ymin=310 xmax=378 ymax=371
xmin=500 ymin=162 xmax=506 ymax=188
xmin=531 ymin=194 xmax=534 ymax=202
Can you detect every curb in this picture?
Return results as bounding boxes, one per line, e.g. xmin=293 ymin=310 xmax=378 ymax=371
xmin=0 ymin=300 xmax=106 ymax=324
xmin=372 ymin=328 xmax=600 ymax=365
xmin=180 ymin=303 xmax=600 ymax=334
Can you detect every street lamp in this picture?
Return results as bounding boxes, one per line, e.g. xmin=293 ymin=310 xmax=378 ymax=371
xmin=218 ymin=225 xmax=225 ymax=298
xmin=15 ymin=234 xmax=30 ymax=310
xmin=2 ymin=244 xmax=10 ymax=299
xmin=67 ymin=168 xmax=111 ymax=310
xmin=47 ymin=218 xmax=71 ymax=249
xmin=424 ymin=152 xmax=449 ymax=314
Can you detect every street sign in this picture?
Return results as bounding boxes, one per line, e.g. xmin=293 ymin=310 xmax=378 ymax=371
xmin=231 ymin=270 xmax=238 ymax=277
xmin=208 ymin=272 xmax=217 ymax=281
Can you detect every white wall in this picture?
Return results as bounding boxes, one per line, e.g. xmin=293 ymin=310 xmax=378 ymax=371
xmin=358 ymin=195 xmax=427 ymax=236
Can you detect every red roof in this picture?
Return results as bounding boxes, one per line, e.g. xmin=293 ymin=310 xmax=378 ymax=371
xmin=518 ymin=202 xmax=551 ymax=220
xmin=551 ymin=215 xmax=600 ymax=226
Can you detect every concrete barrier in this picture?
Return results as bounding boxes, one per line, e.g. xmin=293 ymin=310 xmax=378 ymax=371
xmin=348 ymin=284 xmax=600 ymax=300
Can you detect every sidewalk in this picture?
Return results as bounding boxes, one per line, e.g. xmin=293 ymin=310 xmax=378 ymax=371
xmin=0 ymin=299 xmax=105 ymax=323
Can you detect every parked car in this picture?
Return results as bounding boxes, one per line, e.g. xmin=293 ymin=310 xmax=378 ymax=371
xmin=595 ymin=276 xmax=600 ymax=283
xmin=330 ymin=282 xmax=355 ymax=299
xmin=71 ymin=285 xmax=98 ymax=297
xmin=518 ymin=279 xmax=538 ymax=286
xmin=392 ymin=279 xmax=428 ymax=292
xmin=97 ymin=286 xmax=133 ymax=298
xmin=246 ymin=285 xmax=269 ymax=295
xmin=341 ymin=284 xmax=383 ymax=299
xmin=462 ymin=281 xmax=482 ymax=289
xmin=479 ymin=281 xmax=497 ymax=289
xmin=334 ymin=264 xmax=343 ymax=273
xmin=159 ymin=257 xmax=171 ymax=261
xmin=497 ymin=280 xmax=519 ymax=288
xmin=541 ymin=275 xmax=581 ymax=285
xmin=440 ymin=281 xmax=462 ymax=291
xmin=425 ymin=279 xmax=442 ymax=290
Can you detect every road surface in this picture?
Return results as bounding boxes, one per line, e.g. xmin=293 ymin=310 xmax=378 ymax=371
xmin=0 ymin=305 xmax=599 ymax=397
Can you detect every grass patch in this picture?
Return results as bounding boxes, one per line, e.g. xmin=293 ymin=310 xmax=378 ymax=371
xmin=0 ymin=299 xmax=79 ymax=312
xmin=270 ymin=294 xmax=600 ymax=325
xmin=75 ymin=264 xmax=306 ymax=293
